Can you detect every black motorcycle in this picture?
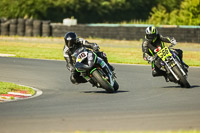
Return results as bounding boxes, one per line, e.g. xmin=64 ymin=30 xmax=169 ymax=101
xmin=153 ymin=46 xmax=190 ymax=88
xmin=72 ymin=47 xmax=119 ymax=93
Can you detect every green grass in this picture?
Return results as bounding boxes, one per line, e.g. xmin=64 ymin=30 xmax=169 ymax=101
xmin=0 ymin=36 xmax=199 ymax=66
xmin=0 ymin=38 xmax=63 ymax=60
xmin=0 ymin=81 xmax=35 ymax=95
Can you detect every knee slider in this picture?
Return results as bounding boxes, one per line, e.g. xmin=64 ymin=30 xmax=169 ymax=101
xmin=70 ymin=74 xmax=77 ymax=84
xmin=152 ymin=69 xmax=157 ymax=77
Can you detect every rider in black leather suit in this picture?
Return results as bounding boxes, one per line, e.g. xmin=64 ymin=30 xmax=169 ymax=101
xmin=142 ymin=26 xmax=188 ymax=82
xmin=63 ymin=32 xmax=114 ymax=84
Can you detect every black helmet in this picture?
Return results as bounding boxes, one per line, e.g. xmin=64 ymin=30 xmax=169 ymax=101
xmin=64 ymin=32 xmax=78 ymax=49
xmin=145 ymin=26 xmax=158 ymax=42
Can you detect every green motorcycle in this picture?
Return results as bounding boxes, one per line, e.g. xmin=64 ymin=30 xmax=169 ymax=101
xmin=73 ymin=47 xmax=119 ymax=93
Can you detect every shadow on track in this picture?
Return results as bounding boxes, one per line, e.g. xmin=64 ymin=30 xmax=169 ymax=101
xmin=188 ymin=85 xmax=200 ymax=88
xmin=81 ymin=90 xmax=129 ymax=94
xmin=162 ymin=85 xmax=200 ymax=89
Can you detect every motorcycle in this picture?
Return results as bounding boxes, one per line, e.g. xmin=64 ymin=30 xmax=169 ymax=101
xmin=153 ymin=46 xmax=190 ymax=88
xmin=72 ymin=47 xmax=119 ymax=93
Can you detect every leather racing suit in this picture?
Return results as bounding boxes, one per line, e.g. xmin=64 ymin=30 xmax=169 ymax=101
xmin=63 ymin=38 xmax=111 ymax=84
xmin=142 ymin=34 xmax=183 ymax=78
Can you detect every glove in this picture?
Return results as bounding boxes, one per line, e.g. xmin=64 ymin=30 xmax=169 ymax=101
xmin=154 ymin=46 xmax=161 ymax=53
xmin=147 ymin=56 xmax=155 ymax=63
xmin=78 ymin=38 xmax=86 ymax=44
xmin=93 ymin=43 xmax=100 ymax=51
xmin=169 ymin=38 xmax=177 ymax=47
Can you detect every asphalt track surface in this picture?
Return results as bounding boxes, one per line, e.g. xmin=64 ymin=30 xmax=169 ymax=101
xmin=0 ymin=57 xmax=200 ymax=133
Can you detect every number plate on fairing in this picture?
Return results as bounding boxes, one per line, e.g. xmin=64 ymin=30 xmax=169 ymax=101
xmin=76 ymin=52 xmax=88 ymax=63
xmin=157 ymin=47 xmax=172 ymax=61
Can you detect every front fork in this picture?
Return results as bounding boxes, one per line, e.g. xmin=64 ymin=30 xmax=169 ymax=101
xmin=172 ymin=57 xmax=186 ymax=76
xmin=164 ymin=57 xmax=186 ymax=81
xmin=165 ymin=62 xmax=179 ymax=81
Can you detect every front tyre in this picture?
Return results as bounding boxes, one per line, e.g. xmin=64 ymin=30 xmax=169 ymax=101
xmin=172 ymin=66 xmax=190 ymax=88
xmin=92 ymin=70 xmax=115 ymax=93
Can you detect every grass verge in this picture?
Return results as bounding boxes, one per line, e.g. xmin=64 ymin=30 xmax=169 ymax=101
xmin=0 ymin=81 xmax=35 ymax=95
xmin=0 ymin=36 xmax=199 ymax=66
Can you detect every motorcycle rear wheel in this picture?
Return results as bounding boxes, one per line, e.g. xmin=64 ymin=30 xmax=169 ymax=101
xmin=172 ymin=66 xmax=190 ymax=88
xmin=92 ymin=70 xmax=115 ymax=93
xmin=113 ymin=80 xmax=119 ymax=91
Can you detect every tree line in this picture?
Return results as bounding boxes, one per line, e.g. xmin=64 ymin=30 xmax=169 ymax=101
xmin=0 ymin=0 xmax=199 ymax=25
xmin=149 ymin=0 xmax=200 ymax=25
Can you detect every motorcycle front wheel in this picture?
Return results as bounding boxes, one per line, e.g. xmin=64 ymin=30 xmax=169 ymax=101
xmin=172 ymin=66 xmax=191 ymax=88
xmin=91 ymin=69 xmax=115 ymax=93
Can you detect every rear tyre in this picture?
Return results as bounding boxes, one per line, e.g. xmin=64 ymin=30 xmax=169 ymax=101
xmin=172 ymin=66 xmax=190 ymax=88
xmin=92 ymin=70 xmax=115 ymax=93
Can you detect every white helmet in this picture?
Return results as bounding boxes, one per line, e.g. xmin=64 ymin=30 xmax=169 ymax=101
xmin=145 ymin=26 xmax=158 ymax=41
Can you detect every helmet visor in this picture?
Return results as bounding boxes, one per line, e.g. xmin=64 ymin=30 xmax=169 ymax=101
xmin=65 ymin=38 xmax=76 ymax=48
xmin=146 ymin=34 xmax=156 ymax=40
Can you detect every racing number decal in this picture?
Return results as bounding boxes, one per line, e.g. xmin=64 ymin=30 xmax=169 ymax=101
xmin=79 ymin=52 xmax=86 ymax=59
xmin=164 ymin=47 xmax=168 ymax=56
xmin=157 ymin=47 xmax=172 ymax=61
xmin=160 ymin=47 xmax=168 ymax=58
xmin=77 ymin=52 xmax=87 ymax=62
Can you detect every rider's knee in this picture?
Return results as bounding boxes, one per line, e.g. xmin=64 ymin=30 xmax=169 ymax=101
xmin=70 ymin=74 xmax=78 ymax=84
xmin=70 ymin=73 xmax=87 ymax=84
xmin=152 ymin=69 xmax=163 ymax=77
xmin=152 ymin=69 xmax=158 ymax=77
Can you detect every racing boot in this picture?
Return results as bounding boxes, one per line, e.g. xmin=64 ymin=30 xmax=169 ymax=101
xmin=88 ymin=79 xmax=98 ymax=87
xmin=182 ymin=62 xmax=189 ymax=73
xmin=103 ymin=56 xmax=115 ymax=71
xmin=99 ymin=51 xmax=115 ymax=71
xmin=163 ymin=73 xmax=169 ymax=82
xmin=164 ymin=75 xmax=169 ymax=82
xmin=107 ymin=63 xmax=115 ymax=71
xmin=183 ymin=62 xmax=189 ymax=69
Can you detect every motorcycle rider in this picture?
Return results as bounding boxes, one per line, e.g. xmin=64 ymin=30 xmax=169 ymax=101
xmin=142 ymin=26 xmax=188 ymax=82
xmin=63 ymin=32 xmax=114 ymax=84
